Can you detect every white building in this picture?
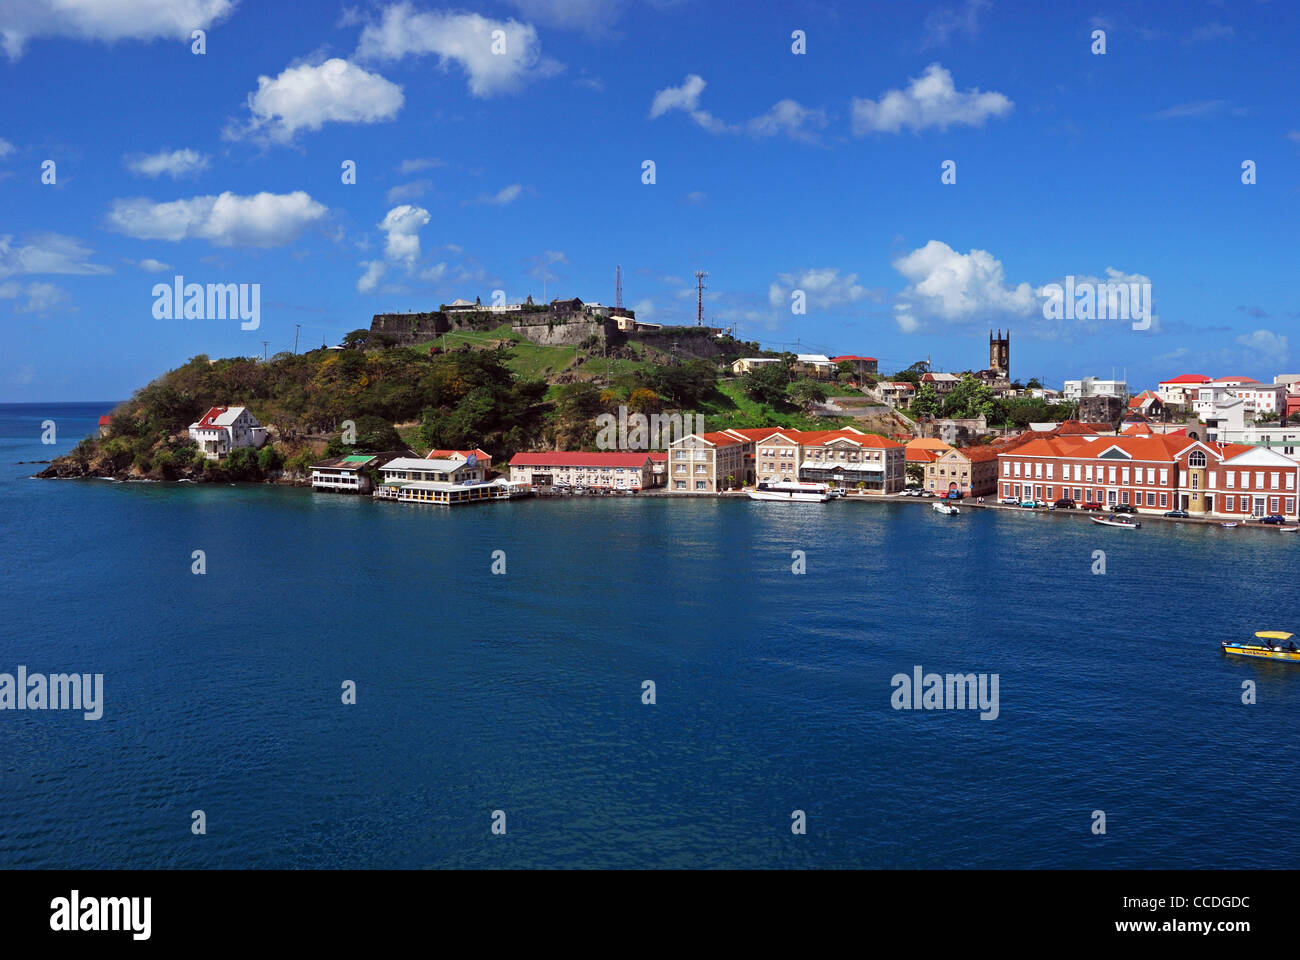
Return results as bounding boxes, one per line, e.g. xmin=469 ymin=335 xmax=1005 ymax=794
xmin=188 ymin=406 xmax=268 ymax=459
xmin=1193 ymin=380 xmax=1284 ymax=419
xmin=1063 ymin=377 xmax=1127 ymax=402
xmin=1156 ymin=374 xmax=1211 ymax=406
xmin=731 ymin=357 xmax=783 ymax=375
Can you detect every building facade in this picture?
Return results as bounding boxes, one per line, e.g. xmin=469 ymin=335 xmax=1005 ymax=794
xmin=507 ymin=452 xmax=658 ymax=490
xmin=187 ymin=406 xmax=269 ymax=459
xmin=666 ymin=431 xmax=752 ymax=492
xmin=925 ymin=446 xmax=1000 ymax=497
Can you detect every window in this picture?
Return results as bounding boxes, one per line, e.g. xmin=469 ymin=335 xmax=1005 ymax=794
xmin=1122 ymin=467 xmax=1130 ymax=484
xmin=1160 ymin=469 xmax=1168 ymax=485
xmin=1207 ymin=471 xmax=1216 ymax=487
xmin=1085 ymin=465 xmax=1094 ymax=482
xmin=1256 ymin=472 xmax=1265 ymax=489
xmin=1121 ymin=491 xmax=1130 ymax=505
xmin=1074 ymin=488 xmax=1082 ymax=500
xmin=1003 ymin=462 xmax=1010 ymax=476
xmin=695 ymin=481 xmax=706 ymax=490
xmin=1146 ymin=468 xmax=1155 ymax=484
xmin=1108 ymin=466 xmax=1117 ymax=484
xmin=1271 ymin=497 xmax=1281 ymax=513
xmin=1288 ymin=498 xmax=1296 ymax=514
xmin=1160 ymin=493 xmax=1168 ymax=507
xmin=1189 ymin=451 xmax=1206 ymax=468
xmin=1146 ymin=492 xmax=1156 ymax=506
xmin=1271 ymin=472 xmax=1280 ymax=489
xmin=1014 ymin=462 xmax=1022 ymax=478
xmin=1226 ymin=471 xmax=1235 ymax=488
xmin=1035 ymin=462 xmax=1043 ymax=479
xmin=1191 ymin=474 xmax=1199 ymax=490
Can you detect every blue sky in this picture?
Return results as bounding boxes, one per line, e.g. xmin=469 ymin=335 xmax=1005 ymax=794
xmin=1 ymin=0 xmax=1296 ymax=401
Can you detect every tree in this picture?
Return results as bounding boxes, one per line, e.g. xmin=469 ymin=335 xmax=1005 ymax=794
xmin=787 ymin=379 xmax=828 ymax=412
xmin=837 ymin=360 xmax=856 ymax=381
xmin=911 ymin=383 xmax=941 ymax=417
xmin=890 ymin=361 xmax=930 ymax=387
xmin=1026 ymin=377 xmax=1043 ymax=390
xmin=628 ymin=388 xmax=663 ymax=415
xmin=327 ymin=414 xmax=403 ymax=454
xmin=906 ymin=463 xmax=925 ymax=486
xmin=741 ymin=361 xmax=791 ymax=406
xmin=342 ymin=329 xmax=370 ymax=350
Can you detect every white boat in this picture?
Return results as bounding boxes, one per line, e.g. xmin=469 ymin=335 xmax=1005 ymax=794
xmin=932 ymin=501 xmax=960 ymax=515
xmin=746 ymin=481 xmax=830 ymax=502
xmin=1220 ymin=522 xmax=1239 ymax=528
xmin=1091 ymin=514 xmax=1141 ymax=529
xmin=1280 ymin=526 xmax=1299 ymax=533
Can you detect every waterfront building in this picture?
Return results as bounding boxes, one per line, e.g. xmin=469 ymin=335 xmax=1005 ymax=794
xmin=376 ymin=456 xmax=482 ymax=499
xmin=507 ymin=452 xmax=659 ymax=490
xmin=747 ymin=428 xmax=905 ymax=493
xmin=424 ymin=448 xmax=491 ymax=476
xmin=666 ymin=431 xmax=752 ymax=492
xmin=925 ymin=446 xmax=1000 ymax=497
xmin=309 ymin=450 xmax=414 ymax=494
xmin=187 ymin=406 xmax=269 ymax=460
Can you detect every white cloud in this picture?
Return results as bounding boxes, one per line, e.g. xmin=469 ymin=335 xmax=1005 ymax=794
xmin=649 ymin=74 xmax=731 ymax=133
xmin=529 ymin=249 xmax=566 ymax=283
xmin=0 ymin=233 xmax=112 ymax=278
xmin=355 ymin=5 xmax=562 ymax=97
xmin=106 ymin=191 xmax=328 ymax=247
xmin=746 ymin=99 xmax=829 ymax=143
xmin=0 ymin=0 xmax=235 ymax=60
xmin=233 ymin=58 xmax=404 ymax=142
xmin=506 ymin=0 xmax=622 ymax=35
xmin=397 ymin=157 xmax=445 ymax=174
xmin=135 ymin=257 xmax=172 ymax=272
xmin=892 ymin=240 xmax=1035 ymax=331
xmin=357 ymin=259 xmax=386 ymax=292
xmin=768 ymin=268 xmax=881 ymax=310
xmin=631 ymin=297 xmax=653 ymax=318
xmin=1238 ymin=329 xmax=1288 ymax=361
xmin=684 ymin=190 xmax=706 ymax=205
xmin=16 ymin=281 xmax=68 ymax=313
xmin=387 ymin=179 xmax=431 ymax=205
xmin=379 ymin=205 xmax=430 ymax=262
xmin=125 ymin=148 xmax=209 ymax=179
xmin=0 ymin=137 xmax=14 ymax=158
xmin=851 ymin=63 xmax=1012 ymax=135
xmin=921 ymin=0 xmax=990 ymax=49
xmin=477 ymin=183 xmax=522 ymax=205
xmin=419 ymin=262 xmax=447 ymax=282
xmin=1036 ymin=267 xmax=1160 ymax=332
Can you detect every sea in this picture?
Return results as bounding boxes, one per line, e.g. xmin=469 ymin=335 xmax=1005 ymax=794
xmin=1 ymin=401 xmax=1298 ymax=869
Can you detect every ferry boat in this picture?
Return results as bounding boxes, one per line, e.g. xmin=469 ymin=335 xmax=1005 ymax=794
xmin=1222 ymin=631 xmax=1300 ymax=663
xmin=932 ymin=501 xmax=960 ymax=515
xmin=746 ymin=481 xmax=831 ymax=502
xmin=1091 ymin=513 xmax=1141 ymax=529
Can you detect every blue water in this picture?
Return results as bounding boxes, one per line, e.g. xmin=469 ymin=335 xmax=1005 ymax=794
xmin=2 ymin=401 xmax=1298 ymax=869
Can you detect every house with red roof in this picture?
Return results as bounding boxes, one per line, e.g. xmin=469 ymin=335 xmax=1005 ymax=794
xmin=508 ymin=451 xmax=660 ymax=490
xmin=830 ymin=355 xmax=878 ymax=379
xmin=1156 ymin=374 xmax=1211 ymax=406
xmin=97 ymin=414 xmax=112 ymax=438
xmin=425 ymin=448 xmax=492 ymax=472
xmin=187 ymin=405 xmax=268 ymax=460
xmin=926 ymin=445 xmax=1001 ymax=497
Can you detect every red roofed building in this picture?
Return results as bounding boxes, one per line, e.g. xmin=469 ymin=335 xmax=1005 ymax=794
xmin=187 ymin=405 xmax=268 ymax=459
xmin=830 ymin=355 xmax=878 ymax=378
xmin=425 ymin=448 xmax=492 ymax=471
xmin=748 ymin=427 xmax=905 ymax=493
xmin=508 ymin=451 xmax=660 ymax=490
xmin=666 ymin=430 xmax=753 ymax=492
xmin=926 ymin=445 xmax=1001 ymax=497
xmin=98 ymin=414 xmax=112 ymax=438
xmin=1157 ymin=374 xmax=1211 ymax=406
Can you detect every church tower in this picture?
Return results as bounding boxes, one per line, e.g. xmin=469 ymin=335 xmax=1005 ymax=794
xmin=989 ymin=329 xmax=1010 ymax=378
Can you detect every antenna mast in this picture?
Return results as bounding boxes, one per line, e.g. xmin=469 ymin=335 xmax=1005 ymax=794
xmin=694 ymin=269 xmax=707 ymax=327
xmin=615 ymin=265 xmax=623 ymax=311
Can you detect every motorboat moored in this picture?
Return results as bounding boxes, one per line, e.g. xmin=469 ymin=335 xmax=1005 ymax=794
xmin=932 ymin=501 xmax=960 ymax=515
xmin=1091 ymin=513 xmax=1141 ymax=528
xmin=746 ymin=481 xmax=831 ymax=503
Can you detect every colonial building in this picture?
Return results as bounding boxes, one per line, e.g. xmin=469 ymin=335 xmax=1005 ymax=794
xmin=749 ymin=428 xmax=905 ymax=493
xmin=666 ymin=431 xmax=752 ymax=492
xmin=507 ymin=452 xmax=659 ymax=490
xmin=187 ymin=406 xmax=269 ymax=459
xmin=925 ymin=446 xmax=1000 ymax=497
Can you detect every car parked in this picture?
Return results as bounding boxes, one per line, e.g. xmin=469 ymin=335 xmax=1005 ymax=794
xmin=1258 ymin=514 xmax=1286 ymax=525
xmin=1164 ymin=509 xmax=1190 ymax=518
xmin=1113 ymin=504 xmax=1139 ymax=514
xmin=998 ymin=497 xmax=1019 ymax=505
xmin=1081 ymin=501 xmax=1104 ymax=511
xmin=1053 ymin=498 xmax=1076 ymax=509
xmin=1019 ymin=499 xmax=1043 ymax=508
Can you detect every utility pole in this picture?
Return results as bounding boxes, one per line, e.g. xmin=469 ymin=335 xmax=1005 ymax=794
xmin=294 ymin=323 xmax=301 ymax=354
xmin=262 ymin=341 xmax=269 ymax=361
xmin=694 ymin=269 xmax=707 ymax=327
xmin=615 ymin=265 xmax=623 ymax=311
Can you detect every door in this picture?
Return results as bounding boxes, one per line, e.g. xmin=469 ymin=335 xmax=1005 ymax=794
xmin=1253 ymin=497 xmax=1266 ymax=518
xmin=1107 ymin=489 xmax=1117 ymax=505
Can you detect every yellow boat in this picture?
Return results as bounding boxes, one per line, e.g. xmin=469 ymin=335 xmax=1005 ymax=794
xmin=1222 ymin=631 xmax=1300 ymax=662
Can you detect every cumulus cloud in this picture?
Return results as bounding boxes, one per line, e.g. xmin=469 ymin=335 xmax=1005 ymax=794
xmin=649 ymin=74 xmax=731 ymax=132
xmin=231 ymin=58 xmax=404 ymax=142
xmin=651 ymin=75 xmax=827 ymax=142
xmin=768 ymin=268 xmax=882 ymax=312
xmin=1036 ymin=267 xmax=1159 ymax=332
xmin=355 ymin=5 xmax=562 ymax=97
xmin=1237 ymin=329 xmax=1288 ymax=361
xmin=746 ymin=99 xmax=829 ymax=143
xmin=397 ymin=157 xmax=445 ymax=174
xmin=419 ymin=262 xmax=447 ymax=282
xmin=921 ymin=0 xmax=990 ymax=49
xmin=0 ymin=0 xmax=235 ymax=60
xmin=357 ymin=259 xmax=386 ymax=292
xmin=106 ymin=191 xmax=328 ymax=247
xmin=16 ymin=281 xmax=68 ymax=313
xmin=134 ymin=257 xmax=172 ymax=272
xmin=892 ymin=240 xmax=1035 ymax=332
xmin=125 ymin=148 xmax=209 ymax=179
xmin=379 ymin=205 xmax=430 ymax=263
xmin=851 ymin=63 xmax=1012 ymax=135
xmin=387 ymin=180 xmax=432 ymax=205
xmin=0 ymin=137 xmax=14 ymax=158
xmin=0 ymin=233 xmax=112 ymax=278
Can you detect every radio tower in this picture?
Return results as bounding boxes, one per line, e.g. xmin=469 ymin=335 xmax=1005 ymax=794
xmin=694 ymin=269 xmax=707 ymax=326
xmin=615 ymin=265 xmax=623 ymax=311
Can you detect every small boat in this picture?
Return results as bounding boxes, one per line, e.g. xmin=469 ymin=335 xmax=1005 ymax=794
xmin=1091 ymin=513 xmax=1141 ymax=528
xmin=1280 ymin=526 xmax=1300 ymax=533
xmin=1220 ymin=522 xmax=1239 ymax=528
xmin=932 ymin=501 xmax=960 ymax=515
xmin=746 ymin=481 xmax=831 ymax=503
xmin=1222 ymin=631 xmax=1300 ymax=663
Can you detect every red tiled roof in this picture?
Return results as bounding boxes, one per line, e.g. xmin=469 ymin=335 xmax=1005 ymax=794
xmin=1213 ymin=376 xmax=1260 ymax=383
xmin=98 ymin=415 xmax=111 ymax=426
xmin=196 ymin=406 xmax=229 ymax=427
xmin=830 ymin=355 xmax=877 ymax=362
xmin=426 ymin=448 xmax=490 ymax=461
xmin=949 ymin=446 xmax=1001 ymax=463
xmin=1159 ymin=374 xmax=1210 ymax=384
xmin=509 ymin=452 xmax=653 ymax=467
xmin=907 ymin=448 xmax=940 ymax=463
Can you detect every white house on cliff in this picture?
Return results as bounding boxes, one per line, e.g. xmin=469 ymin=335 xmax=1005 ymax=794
xmin=188 ymin=406 xmax=268 ymax=459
